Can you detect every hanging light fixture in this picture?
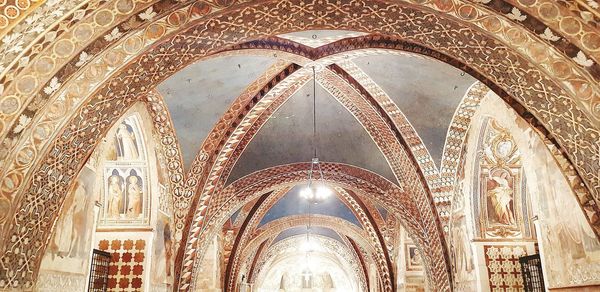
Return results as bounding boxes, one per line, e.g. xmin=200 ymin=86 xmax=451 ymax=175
xmin=299 ymin=158 xmax=333 ymax=201
xmin=299 ymin=66 xmax=332 ymax=203
xmin=300 ymin=66 xmax=331 ymax=277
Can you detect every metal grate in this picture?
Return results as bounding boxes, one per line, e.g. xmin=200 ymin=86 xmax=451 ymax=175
xmin=88 ymin=249 xmax=111 ymax=292
xmin=519 ymin=254 xmax=545 ymax=292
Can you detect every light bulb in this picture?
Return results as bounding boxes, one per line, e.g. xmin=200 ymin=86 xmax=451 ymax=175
xmin=300 ymin=186 xmax=314 ymax=200
xmin=299 ymin=237 xmax=323 ymax=254
xmin=302 ymin=238 xmax=320 ymax=253
xmin=302 ymin=239 xmax=313 ymax=252
xmin=315 ymin=185 xmax=331 ymax=200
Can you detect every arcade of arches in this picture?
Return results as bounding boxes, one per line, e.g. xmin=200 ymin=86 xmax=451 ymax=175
xmin=0 ymin=1 xmax=599 ymax=291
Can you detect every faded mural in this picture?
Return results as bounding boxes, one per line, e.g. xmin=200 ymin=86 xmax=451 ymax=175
xmin=406 ymin=244 xmax=423 ymax=271
xmin=452 ymin=94 xmax=538 ymax=292
xmin=396 ymin=228 xmax=426 ymax=291
xmin=449 ymin=186 xmax=475 ymax=290
xmin=92 ymin=108 xmax=161 ymax=292
xmin=36 ymin=166 xmax=98 ymax=291
xmin=151 ymin=211 xmax=175 ymax=291
xmin=466 ymin=117 xmax=536 ymax=291
xmin=104 ymin=167 xmax=146 ymax=220
xmin=461 ymin=93 xmax=600 ymax=289
xmin=522 ymin=124 xmax=600 ymax=288
xmin=37 ymin=106 xmax=165 ymax=291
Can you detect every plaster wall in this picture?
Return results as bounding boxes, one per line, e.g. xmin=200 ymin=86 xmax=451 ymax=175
xmin=462 ymin=93 xmax=600 ymax=290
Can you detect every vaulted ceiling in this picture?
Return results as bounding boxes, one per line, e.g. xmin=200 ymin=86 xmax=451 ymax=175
xmin=157 ymin=30 xmax=476 ymax=182
xmin=155 ymin=30 xmax=478 ymax=291
xmin=2 ymin=1 xmax=599 ymax=291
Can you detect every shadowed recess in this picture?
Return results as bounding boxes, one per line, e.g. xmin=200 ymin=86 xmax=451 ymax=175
xmin=272 ymin=226 xmax=346 ymax=245
xmin=258 ymin=186 xmax=362 ymax=228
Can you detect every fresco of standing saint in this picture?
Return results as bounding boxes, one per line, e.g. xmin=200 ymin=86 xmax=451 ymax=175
xmin=107 ymin=171 xmax=124 ymax=218
xmin=126 ymin=170 xmax=143 ymax=218
xmin=115 ymin=122 xmax=140 ymax=160
xmin=486 ymin=170 xmax=516 ymax=226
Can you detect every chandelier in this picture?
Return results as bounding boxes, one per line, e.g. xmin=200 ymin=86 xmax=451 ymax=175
xmin=299 ymin=66 xmax=332 ymax=202
xmin=299 ymin=66 xmax=331 ymax=275
xmin=299 ymin=157 xmax=332 ymax=201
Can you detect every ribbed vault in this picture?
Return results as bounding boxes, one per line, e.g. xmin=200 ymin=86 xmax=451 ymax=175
xmin=251 ymin=234 xmax=368 ymax=291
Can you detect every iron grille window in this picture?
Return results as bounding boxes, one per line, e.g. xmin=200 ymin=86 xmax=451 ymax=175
xmin=88 ymin=249 xmax=111 ymax=292
xmin=519 ymin=254 xmax=545 ymax=292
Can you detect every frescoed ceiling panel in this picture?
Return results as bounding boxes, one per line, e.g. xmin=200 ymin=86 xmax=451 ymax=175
xmin=376 ymin=204 xmax=388 ymax=221
xmin=157 ymin=55 xmax=277 ymax=169
xmin=272 ymin=226 xmax=345 ymax=245
xmin=353 ymin=55 xmax=477 ymax=165
xmin=258 ymin=186 xmax=362 ymax=228
xmin=228 ymin=81 xmax=398 ymax=184
xmin=230 ymin=208 xmax=242 ymax=224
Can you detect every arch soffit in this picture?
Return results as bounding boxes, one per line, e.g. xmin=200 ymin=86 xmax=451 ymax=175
xmin=56 ymin=37 xmax=598 ymax=248
xmin=0 ymin=2 xmax=597 ymax=218
xmin=1 ymin=1 xmax=598 ymax=101
xmin=4 ymin=1 xmax=600 ymax=221
xmin=2 ymin=22 xmax=596 ymax=248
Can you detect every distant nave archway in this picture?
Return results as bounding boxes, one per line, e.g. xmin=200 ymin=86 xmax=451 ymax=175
xmin=251 ymin=234 xmax=364 ymax=292
xmin=222 ymin=182 xmax=394 ymax=292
